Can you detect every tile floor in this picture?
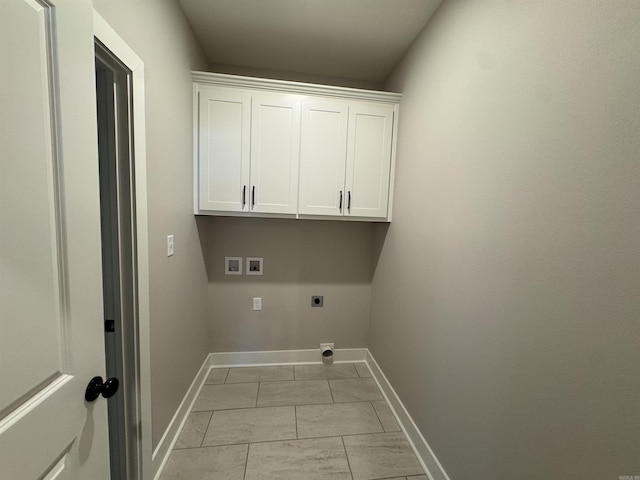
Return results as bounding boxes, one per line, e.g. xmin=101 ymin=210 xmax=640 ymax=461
xmin=161 ymin=363 xmax=427 ymax=480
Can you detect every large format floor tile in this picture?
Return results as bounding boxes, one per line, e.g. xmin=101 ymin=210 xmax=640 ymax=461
xmin=203 ymin=406 xmax=296 ymax=446
xmin=329 ymin=378 xmax=384 ymax=403
xmin=384 ymin=475 xmax=428 ymax=480
xmin=296 ymin=402 xmax=383 ymax=438
xmin=168 ymin=363 xmax=428 ymax=480
xmin=382 ymin=477 xmax=428 ymax=480
xmin=174 ymin=411 xmax=212 ymax=449
xmin=205 ymin=368 xmax=229 ymax=385
xmin=372 ymin=400 xmax=401 ymax=432
xmin=343 ymin=432 xmax=424 ymax=480
xmin=160 ymin=444 xmax=248 ymax=480
xmin=225 ymin=365 xmax=294 ymax=383
xmin=294 ymin=364 xmax=359 ymax=380
xmin=257 ymin=380 xmax=332 ymax=406
xmin=244 ymin=437 xmax=352 ymax=480
xmin=379 ymin=477 xmax=428 ymax=480
xmin=354 ymin=363 xmax=372 ymax=378
xmin=193 ymin=383 xmax=258 ymax=411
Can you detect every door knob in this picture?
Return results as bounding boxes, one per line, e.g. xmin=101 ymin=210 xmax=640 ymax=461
xmin=85 ymin=376 xmax=120 ymax=402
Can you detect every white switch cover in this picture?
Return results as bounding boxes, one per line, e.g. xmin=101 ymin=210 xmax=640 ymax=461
xmin=167 ymin=235 xmax=174 ymax=257
xmin=253 ymin=297 xmax=262 ymax=311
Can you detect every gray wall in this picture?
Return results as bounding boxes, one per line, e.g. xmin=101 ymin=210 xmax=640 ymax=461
xmin=92 ymin=0 xmax=210 ymax=449
xmin=200 ymin=217 xmax=374 ymax=352
xmin=370 ymin=1 xmax=640 ymax=479
xmin=200 ymin=63 xmax=382 ymax=354
xmin=208 ymin=63 xmax=384 ymax=90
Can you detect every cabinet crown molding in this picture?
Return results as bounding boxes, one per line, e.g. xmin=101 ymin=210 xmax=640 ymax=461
xmin=192 ymin=71 xmax=402 ymax=104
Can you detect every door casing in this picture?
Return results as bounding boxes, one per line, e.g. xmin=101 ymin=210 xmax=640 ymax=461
xmin=93 ymin=11 xmax=153 ymax=480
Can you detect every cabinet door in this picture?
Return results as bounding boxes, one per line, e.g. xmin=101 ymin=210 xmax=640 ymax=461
xmin=345 ymin=102 xmax=394 ymax=219
xmin=298 ymin=101 xmax=348 ymax=216
xmin=198 ymin=86 xmax=251 ymax=212
xmin=250 ymin=94 xmax=301 ymax=214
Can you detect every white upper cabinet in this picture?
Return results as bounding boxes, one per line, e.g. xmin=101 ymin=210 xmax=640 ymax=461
xmin=193 ymin=72 xmax=400 ymax=221
xmin=345 ymin=102 xmax=394 ymax=218
xmin=250 ymin=94 xmax=301 ymax=214
xmin=299 ymin=100 xmax=395 ymax=219
xmin=198 ymin=85 xmax=251 ymax=212
xmin=298 ymin=100 xmax=349 ymax=216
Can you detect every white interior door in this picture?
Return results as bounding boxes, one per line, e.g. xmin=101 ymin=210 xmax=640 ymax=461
xmin=298 ymin=100 xmax=348 ymax=217
xmin=250 ymin=93 xmax=301 ymax=214
xmin=0 ymin=1 xmax=111 ymax=478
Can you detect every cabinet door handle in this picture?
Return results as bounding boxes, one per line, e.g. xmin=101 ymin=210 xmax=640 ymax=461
xmin=252 ymin=186 xmax=255 ymax=208
xmin=348 ymin=191 xmax=351 ymax=210
xmin=339 ymin=190 xmax=343 ymax=211
xmin=242 ymin=185 xmax=246 ymax=208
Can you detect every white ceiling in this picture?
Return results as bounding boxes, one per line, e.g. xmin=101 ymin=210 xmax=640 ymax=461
xmin=177 ymin=0 xmax=442 ymax=83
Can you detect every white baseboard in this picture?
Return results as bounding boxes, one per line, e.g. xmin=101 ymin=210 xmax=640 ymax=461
xmin=151 ymin=355 xmax=211 ymax=480
xmin=208 ymin=347 xmax=367 ymax=367
xmin=365 ymin=349 xmax=450 ymax=480
xmin=151 ymin=347 xmax=448 ymax=480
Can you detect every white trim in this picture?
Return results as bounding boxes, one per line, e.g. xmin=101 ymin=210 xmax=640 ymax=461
xmin=386 ymin=103 xmax=400 ymax=222
xmin=151 ymin=356 xmax=211 ymax=480
xmin=192 ymin=82 xmax=199 ymax=214
xmin=296 ymin=214 xmax=391 ymax=222
xmin=365 ymin=350 xmax=450 ymax=480
xmin=192 ymin=71 xmax=402 ymax=104
xmin=93 ymin=11 xmax=153 ymax=480
xmin=208 ymin=348 xmax=367 ymax=367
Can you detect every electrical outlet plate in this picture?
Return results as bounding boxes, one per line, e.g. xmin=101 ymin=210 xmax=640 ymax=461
xmin=167 ymin=235 xmax=174 ymax=257
xmin=311 ymin=295 xmax=323 ymax=307
xmin=253 ymin=297 xmax=262 ymax=311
